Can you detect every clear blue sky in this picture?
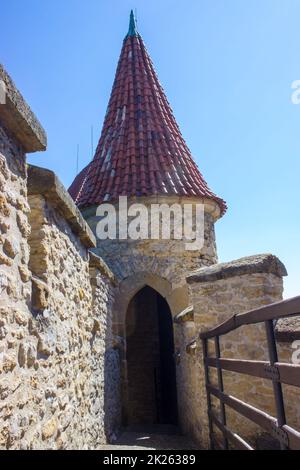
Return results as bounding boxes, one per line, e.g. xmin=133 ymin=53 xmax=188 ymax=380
xmin=2 ymin=0 xmax=299 ymax=298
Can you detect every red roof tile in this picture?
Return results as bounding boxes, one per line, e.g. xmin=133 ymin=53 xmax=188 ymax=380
xmin=69 ymin=12 xmax=226 ymax=215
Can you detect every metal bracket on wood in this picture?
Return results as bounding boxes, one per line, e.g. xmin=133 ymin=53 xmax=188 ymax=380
xmin=264 ymin=364 xmax=280 ymax=381
xmin=271 ymin=423 xmax=289 ymax=447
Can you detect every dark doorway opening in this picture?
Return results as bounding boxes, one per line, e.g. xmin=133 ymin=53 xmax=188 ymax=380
xmin=124 ymin=286 xmax=178 ymax=426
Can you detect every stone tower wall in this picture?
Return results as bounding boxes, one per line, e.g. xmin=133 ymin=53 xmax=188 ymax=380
xmin=82 ymin=196 xmax=221 ymax=434
xmin=82 ymin=195 xmax=220 ymax=287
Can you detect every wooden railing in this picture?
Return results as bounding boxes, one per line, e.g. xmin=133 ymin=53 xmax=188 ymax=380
xmin=200 ymin=296 xmax=300 ymax=450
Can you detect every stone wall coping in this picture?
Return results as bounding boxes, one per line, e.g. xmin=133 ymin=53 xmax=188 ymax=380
xmin=186 ymin=338 xmax=197 ymax=355
xmin=28 ymin=164 xmax=96 ymax=249
xmin=174 ymin=305 xmax=194 ymax=324
xmin=186 ymin=254 xmax=287 ymax=284
xmin=89 ymin=251 xmax=117 ymax=285
xmin=0 ymin=64 xmax=47 ymax=152
xmin=275 ymin=317 xmax=300 ymax=342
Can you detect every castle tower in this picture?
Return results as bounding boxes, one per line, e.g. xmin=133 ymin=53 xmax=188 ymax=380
xmin=69 ymin=11 xmax=226 ymax=429
xmin=69 ymin=11 xmax=226 ymax=281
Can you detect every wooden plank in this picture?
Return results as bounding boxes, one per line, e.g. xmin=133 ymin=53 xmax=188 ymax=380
xmin=207 ymin=384 xmax=277 ymax=433
xmin=209 ymin=410 xmax=253 ymax=450
xmin=207 ymin=385 xmax=300 ymax=449
xmin=200 ymin=316 xmax=237 ymax=339
xmin=212 ymin=438 xmax=224 ymax=451
xmin=236 ymin=296 xmax=300 ymax=326
xmin=206 ymin=358 xmax=300 ymax=388
xmin=277 ymin=363 xmax=300 ymax=388
xmin=206 ymin=357 xmax=268 ymax=379
xmin=200 ymin=295 xmax=300 ymax=339
xmin=283 ymin=425 xmax=300 ymax=450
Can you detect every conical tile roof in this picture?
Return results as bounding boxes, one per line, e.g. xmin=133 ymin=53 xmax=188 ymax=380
xmin=69 ymin=11 xmax=226 ymax=215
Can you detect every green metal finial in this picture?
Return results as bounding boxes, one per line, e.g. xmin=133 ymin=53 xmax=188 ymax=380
xmin=127 ymin=9 xmax=138 ymax=36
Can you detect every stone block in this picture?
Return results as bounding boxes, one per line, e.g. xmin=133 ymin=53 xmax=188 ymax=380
xmin=31 ymin=276 xmax=49 ymax=310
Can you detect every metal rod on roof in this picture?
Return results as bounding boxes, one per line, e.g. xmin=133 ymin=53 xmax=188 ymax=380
xmin=135 ymin=8 xmax=138 ymax=32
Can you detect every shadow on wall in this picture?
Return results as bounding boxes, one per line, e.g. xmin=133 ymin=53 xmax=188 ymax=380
xmin=104 ymin=347 xmax=121 ymax=441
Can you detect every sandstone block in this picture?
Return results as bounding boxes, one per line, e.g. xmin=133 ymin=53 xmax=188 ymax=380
xmin=14 ymin=309 xmax=28 ymax=326
xmin=0 ymin=194 xmax=10 ymax=217
xmin=18 ymin=343 xmax=26 ymax=367
xmin=0 ymin=251 xmax=13 ymax=266
xmin=42 ymin=417 xmax=57 ymax=440
xmin=32 ymin=277 xmax=49 ymax=310
xmin=18 ymin=265 xmax=31 ymax=282
xmin=16 ymin=212 xmax=30 ymax=237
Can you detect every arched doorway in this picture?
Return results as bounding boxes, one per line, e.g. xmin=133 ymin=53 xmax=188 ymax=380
xmin=123 ymin=286 xmax=178 ymax=427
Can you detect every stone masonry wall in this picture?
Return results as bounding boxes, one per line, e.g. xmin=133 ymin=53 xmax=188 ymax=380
xmin=184 ymin=254 xmax=295 ymax=448
xmin=0 ymin=96 xmax=118 ymax=449
xmin=82 ymin=196 xmax=219 ymax=288
xmin=89 ymin=253 xmax=121 ymax=441
xmin=0 ymin=123 xmax=33 ymax=449
xmin=22 ymin=191 xmax=114 ymax=448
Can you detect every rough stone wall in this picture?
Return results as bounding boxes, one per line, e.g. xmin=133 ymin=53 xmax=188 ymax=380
xmin=82 ymin=196 xmax=219 ymax=288
xmin=184 ymin=255 xmax=293 ymax=448
xmin=89 ymin=255 xmax=121 ymax=440
xmin=0 ymin=111 xmax=117 ymax=448
xmin=0 ymin=123 xmax=33 ymax=449
xmin=23 ymin=192 xmax=114 ymax=449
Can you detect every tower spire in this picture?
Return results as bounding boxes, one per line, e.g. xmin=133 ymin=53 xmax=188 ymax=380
xmin=69 ymin=12 xmax=226 ymax=216
xmin=127 ymin=9 xmax=138 ymax=37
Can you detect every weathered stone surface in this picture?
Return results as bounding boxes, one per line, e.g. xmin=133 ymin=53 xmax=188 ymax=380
xmin=0 ymin=64 xmax=47 ymax=152
xmin=186 ymin=339 xmax=197 ymax=355
xmin=174 ymin=306 xmax=194 ymax=324
xmin=276 ymin=316 xmax=300 ymax=341
xmin=89 ymin=251 xmax=116 ymax=285
xmin=3 ymin=237 xmax=18 ymax=258
xmin=27 ymin=165 xmax=96 ymax=248
xmin=14 ymin=309 xmax=28 ymax=326
xmin=0 ymin=251 xmax=13 ymax=266
xmin=18 ymin=265 xmax=31 ymax=282
xmin=31 ymin=276 xmax=49 ymax=310
xmin=187 ymin=254 xmax=287 ymax=283
xmin=42 ymin=417 xmax=57 ymax=440
xmin=82 ymin=196 xmax=219 ymax=288
xmin=0 ymin=110 xmax=117 ymax=449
